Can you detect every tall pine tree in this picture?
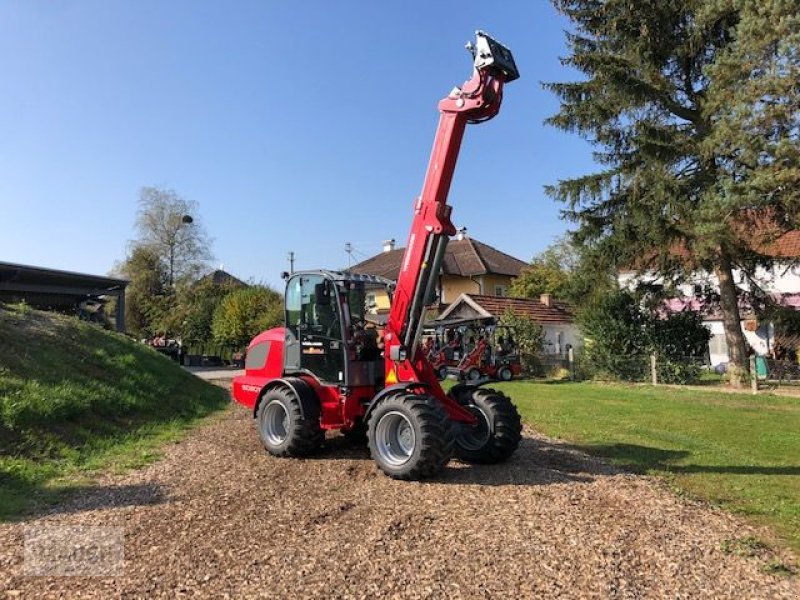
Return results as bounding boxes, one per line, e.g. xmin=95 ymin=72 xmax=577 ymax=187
xmin=546 ymin=0 xmax=800 ymax=386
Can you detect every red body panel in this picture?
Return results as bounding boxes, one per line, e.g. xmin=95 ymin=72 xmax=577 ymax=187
xmin=231 ymin=327 xmax=284 ymax=409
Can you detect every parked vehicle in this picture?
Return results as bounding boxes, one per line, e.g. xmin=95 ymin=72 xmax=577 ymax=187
xmin=232 ymin=31 xmax=522 ymax=480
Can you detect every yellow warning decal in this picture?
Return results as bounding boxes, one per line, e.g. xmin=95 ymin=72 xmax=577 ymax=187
xmin=385 ymin=368 xmax=397 ymax=384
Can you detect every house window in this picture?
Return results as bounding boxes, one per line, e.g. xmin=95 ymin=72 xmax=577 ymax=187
xmin=494 ymin=285 xmax=507 ymax=297
xmin=693 ymin=284 xmax=703 ymax=296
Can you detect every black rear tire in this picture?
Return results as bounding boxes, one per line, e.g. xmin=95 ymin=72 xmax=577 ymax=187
xmin=437 ymin=366 xmax=448 ymax=381
xmin=497 ymin=365 xmax=513 ymax=381
xmin=367 ymin=393 xmax=454 ymax=480
xmin=466 ymin=367 xmax=481 ymax=381
xmin=454 ymin=389 xmax=521 ymax=464
xmin=256 ymin=387 xmax=324 ymax=457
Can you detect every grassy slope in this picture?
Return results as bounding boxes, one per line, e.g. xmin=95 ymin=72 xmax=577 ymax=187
xmin=486 ymin=380 xmax=800 ymax=554
xmin=0 ymin=304 xmax=228 ymax=518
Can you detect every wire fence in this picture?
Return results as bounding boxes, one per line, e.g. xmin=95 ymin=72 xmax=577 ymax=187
xmin=522 ymin=351 xmax=800 ymax=393
xmin=519 ymin=352 xmax=725 ymax=386
xmin=758 ymin=357 xmax=800 ymax=386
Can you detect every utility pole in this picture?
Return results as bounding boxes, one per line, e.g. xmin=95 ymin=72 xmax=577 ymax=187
xmin=345 ymin=242 xmax=353 ymax=271
xmin=288 ymin=251 xmax=295 ymax=275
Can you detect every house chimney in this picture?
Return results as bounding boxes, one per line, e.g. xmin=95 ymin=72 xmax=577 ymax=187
xmin=540 ymin=293 xmax=553 ymax=307
xmin=456 ymin=227 xmax=467 ymax=241
xmin=382 ymin=239 xmax=396 ymax=253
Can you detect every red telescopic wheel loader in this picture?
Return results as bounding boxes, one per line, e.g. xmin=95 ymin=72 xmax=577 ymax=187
xmin=232 ymin=31 xmax=522 ymax=479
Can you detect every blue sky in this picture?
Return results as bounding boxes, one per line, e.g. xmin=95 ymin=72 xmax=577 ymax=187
xmin=0 ymin=1 xmax=595 ymax=288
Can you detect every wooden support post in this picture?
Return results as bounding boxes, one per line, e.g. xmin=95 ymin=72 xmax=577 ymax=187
xmin=750 ymin=355 xmax=758 ymax=395
xmin=115 ymin=291 xmax=126 ymax=332
xmin=651 ymin=353 xmax=658 ymax=385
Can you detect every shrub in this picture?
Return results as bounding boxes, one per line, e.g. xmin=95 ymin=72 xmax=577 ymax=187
xmin=211 ymin=285 xmax=283 ymax=348
xmin=578 ymin=289 xmax=710 ymax=383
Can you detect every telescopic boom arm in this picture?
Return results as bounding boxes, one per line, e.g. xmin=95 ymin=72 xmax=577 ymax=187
xmin=384 ymin=31 xmax=518 ymax=409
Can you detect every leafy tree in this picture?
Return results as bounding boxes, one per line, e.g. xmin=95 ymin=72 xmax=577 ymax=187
xmin=578 ymin=289 xmax=710 ymax=382
xmin=500 ymin=309 xmax=545 ymax=376
xmin=212 ymin=286 xmax=283 ymax=348
xmin=113 ymin=246 xmax=170 ymax=338
xmin=161 ymin=278 xmax=242 ymax=346
xmin=134 ymin=187 xmax=213 ymax=288
xmin=545 ymin=1 xmax=800 ymax=386
xmin=648 ymin=310 xmax=711 ymax=383
xmin=500 ymin=309 xmax=545 ymax=356
xmin=577 ymin=290 xmax=650 ymax=380
xmin=510 ymin=261 xmax=571 ymax=301
xmin=511 ymin=236 xmax=615 ymax=306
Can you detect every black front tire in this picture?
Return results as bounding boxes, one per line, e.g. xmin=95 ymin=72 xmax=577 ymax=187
xmin=466 ymin=367 xmax=481 ymax=381
xmin=497 ymin=365 xmax=513 ymax=381
xmin=367 ymin=394 xmax=454 ymax=480
xmin=437 ymin=366 xmax=448 ymax=381
xmin=454 ymin=389 xmax=521 ymax=464
xmin=255 ymin=387 xmax=324 ymax=457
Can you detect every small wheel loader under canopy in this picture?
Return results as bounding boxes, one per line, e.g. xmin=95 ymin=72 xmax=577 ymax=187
xmin=232 ymin=31 xmax=522 ymax=479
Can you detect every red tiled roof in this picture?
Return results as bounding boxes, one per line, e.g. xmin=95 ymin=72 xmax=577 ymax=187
xmin=351 ymin=237 xmax=528 ymax=280
xmin=760 ymin=230 xmax=800 ymax=258
xmin=469 ymin=294 xmax=574 ymax=324
xmin=440 ymin=293 xmax=574 ymax=324
xmin=620 ymin=212 xmax=800 ymax=272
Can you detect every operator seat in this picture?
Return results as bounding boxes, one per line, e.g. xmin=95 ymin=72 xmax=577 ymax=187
xmin=313 ymin=298 xmax=338 ymax=338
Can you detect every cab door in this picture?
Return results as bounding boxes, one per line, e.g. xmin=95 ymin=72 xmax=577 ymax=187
xmin=286 ymin=274 xmax=346 ymax=384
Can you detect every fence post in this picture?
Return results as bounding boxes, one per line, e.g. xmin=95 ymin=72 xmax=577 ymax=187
xmin=750 ymin=355 xmax=758 ymax=395
xmin=651 ymin=353 xmax=658 ymax=385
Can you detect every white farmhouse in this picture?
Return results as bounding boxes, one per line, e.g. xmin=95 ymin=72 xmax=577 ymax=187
xmin=618 ymin=231 xmax=800 ymax=368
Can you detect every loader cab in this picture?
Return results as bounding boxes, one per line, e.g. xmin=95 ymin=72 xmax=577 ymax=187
xmin=283 ymin=271 xmax=391 ymax=388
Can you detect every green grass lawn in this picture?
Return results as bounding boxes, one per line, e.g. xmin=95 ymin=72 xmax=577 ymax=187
xmin=0 ymin=304 xmax=229 ymax=519
xmin=486 ymin=380 xmax=800 ymax=554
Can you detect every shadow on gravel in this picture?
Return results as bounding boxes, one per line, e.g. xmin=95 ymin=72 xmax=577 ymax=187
xmin=576 ymin=443 xmax=800 ymax=476
xmin=319 ymin=434 xmax=612 ymax=487
xmin=2 ymin=482 xmax=169 ymax=520
xmin=48 ymin=483 xmax=168 ymax=516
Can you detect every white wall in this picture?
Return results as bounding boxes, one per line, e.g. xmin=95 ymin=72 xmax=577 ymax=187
xmin=541 ymin=324 xmax=582 ymax=356
xmin=619 ymin=262 xmax=800 ymax=295
xmin=705 ymin=319 xmax=775 ymax=368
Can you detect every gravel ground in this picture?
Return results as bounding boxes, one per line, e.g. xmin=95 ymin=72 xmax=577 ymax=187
xmin=1 ymin=393 xmax=797 ymax=599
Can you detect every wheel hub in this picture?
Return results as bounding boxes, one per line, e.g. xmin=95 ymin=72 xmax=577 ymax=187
xmin=375 ymin=411 xmax=416 ymax=466
xmin=262 ymin=401 xmax=289 ymax=446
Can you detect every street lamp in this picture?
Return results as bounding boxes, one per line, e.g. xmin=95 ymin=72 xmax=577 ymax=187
xmin=168 ymin=214 xmax=194 ymax=288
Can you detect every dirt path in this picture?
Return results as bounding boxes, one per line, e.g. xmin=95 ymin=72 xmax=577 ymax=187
xmin=1 ymin=397 xmax=797 ymax=599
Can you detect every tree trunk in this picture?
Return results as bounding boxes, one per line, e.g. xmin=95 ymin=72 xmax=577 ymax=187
xmin=715 ymin=251 xmax=748 ymax=387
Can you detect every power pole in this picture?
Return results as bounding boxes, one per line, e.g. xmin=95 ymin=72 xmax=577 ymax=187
xmin=345 ymin=242 xmax=353 ymax=271
xmin=288 ymin=251 xmax=295 ymax=275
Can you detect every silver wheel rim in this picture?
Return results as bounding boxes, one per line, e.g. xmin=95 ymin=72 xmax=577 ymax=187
xmin=262 ymin=401 xmax=289 ymax=446
xmin=500 ymin=367 xmax=512 ymax=381
xmin=375 ymin=411 xmax=416 ymax=466
xmin=468 ymin=369 xmax=480 ymax=381
xmin=458 ymin=405 xmax=491 ymax=451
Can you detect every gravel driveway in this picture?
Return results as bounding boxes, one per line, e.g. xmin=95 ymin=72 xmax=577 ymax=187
xmin=1 ymin=392 xmax=797 ymax=599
